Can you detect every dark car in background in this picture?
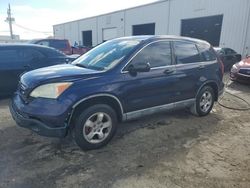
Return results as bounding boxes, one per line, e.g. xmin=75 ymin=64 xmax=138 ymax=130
xmin=0 ymin=44 xmax=73 ymax=97
xmin=10 ymin=36 xmax=224 ymax=150
xmin=230 ymin=56 xmax=250 ymax=84
xmin=214 ymin=47 xmax=242 ymax=71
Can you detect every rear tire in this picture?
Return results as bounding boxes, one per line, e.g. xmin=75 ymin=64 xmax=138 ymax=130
xmin=190 ymin=86 xmax=215 ymax=116
xmin=73 ymin=104 xmax=117 ymax=150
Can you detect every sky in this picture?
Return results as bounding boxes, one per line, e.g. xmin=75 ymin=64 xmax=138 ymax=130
xmin=0 ymin=0 xmax=157 ymax=39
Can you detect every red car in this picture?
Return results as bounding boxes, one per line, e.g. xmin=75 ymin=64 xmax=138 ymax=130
xmin=230 ymin=56 xmax=250 ymax=83
xmin=30 ymin=39 xmax=72 ymax=55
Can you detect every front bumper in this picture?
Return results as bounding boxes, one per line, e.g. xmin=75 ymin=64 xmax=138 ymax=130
xmin=10 ymin=94 xmax=71 ymax=138
xmin=230 ymin=72 xmax=250 ymax=84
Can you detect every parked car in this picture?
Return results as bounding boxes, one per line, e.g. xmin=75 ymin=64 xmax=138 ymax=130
xmin=214 ymin=47 xmax=242 ymax=72
xmin=30 ymin=39 xmax=91 ymax=56
xmin=72 ymin=45 xmax=92 ymax=55
xmin=29 ymin=39 xmax=72 ymax=55
xmin=0 ymin=44 xmax=74 ymax=97
xmin=10 ymin=36 xmax=224 ymax=150
xmin=230 ymin=56 xmax=250 ymax=83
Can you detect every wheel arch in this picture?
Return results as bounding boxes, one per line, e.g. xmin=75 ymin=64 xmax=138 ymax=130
xmin=69 ymin=94 xmax=124 ymax=128
xmin=196 ymin=81 xmax=219 ymax=101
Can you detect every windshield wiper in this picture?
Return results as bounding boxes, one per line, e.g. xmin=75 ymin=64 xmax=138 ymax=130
xmin=75 ymin=64 xmax=88 ymax=68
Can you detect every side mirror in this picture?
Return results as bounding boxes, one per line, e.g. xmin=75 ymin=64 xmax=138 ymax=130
xmin=65 ymin=58 xmax=71 ymax=64
xmin=128 ymin=62 xmax=151 ymax=74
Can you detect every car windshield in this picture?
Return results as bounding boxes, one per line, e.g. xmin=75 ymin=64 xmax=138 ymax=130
xmin=72 ymin=39 xmax=140 ymax=71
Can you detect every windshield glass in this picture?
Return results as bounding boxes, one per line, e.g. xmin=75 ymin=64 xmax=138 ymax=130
xmin=72 ymin=39 xmax=140 ymax=71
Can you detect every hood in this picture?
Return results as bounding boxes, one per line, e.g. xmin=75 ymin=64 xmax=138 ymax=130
xmin=237 ymin=57 xmax=250 ymax=68
xmin=21 ymin=64 xmax=101 ymax=88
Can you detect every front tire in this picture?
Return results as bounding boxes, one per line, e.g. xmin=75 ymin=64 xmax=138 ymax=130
xmin=190 ymin=86 xmax=215 ymax=116
xmin=74 ymin=104 xmax=118 ymax=150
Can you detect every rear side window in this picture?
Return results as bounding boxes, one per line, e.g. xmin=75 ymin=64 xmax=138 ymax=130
xmin=50 ymin=40 xmax=68 ymax=49
xmin=198 ymin=45 xmax=217 ymax=61
xmin=224 ymin=48 xmax=236 ymax=55
xmin=0 ymin=50 xmax=19 ymax=64
xmin=43 ymin=48 xmax=65 ymax=57
xmin=174 ymin=41 xmax=201 ymax=64
xmin=37 ymin=41 xmax=49 ymax=47
xmin=131 ymin=41 xmax=172 ymax=68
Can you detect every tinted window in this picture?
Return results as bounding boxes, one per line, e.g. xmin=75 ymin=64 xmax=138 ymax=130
xmin=50 ymin=40 xmax=68 ymax=49
xmin=174 ymin=41 xmax=201 ymax=64
xmin=198 ymin=44 xmax=217 ymax=61
xmin=73 ymin=39 xmax=140 ymax=71
xmin=37 ymin=41 xmax=49 ymax=46
xmin=130 ymin=41 xmax=172 ymax=68
xmin=43 ymin=48 xmax=65 ymax=57
xmin=224 ymin=48 xmax=236 ymax=55
xmin=0 ymin=50 xmax=20 ymax=64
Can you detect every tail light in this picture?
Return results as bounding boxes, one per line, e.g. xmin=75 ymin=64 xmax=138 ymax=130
xmin=218 ymin=57 xmax=224 ymax=75
xmin=211 ymin=46 xmax=224 ymax=75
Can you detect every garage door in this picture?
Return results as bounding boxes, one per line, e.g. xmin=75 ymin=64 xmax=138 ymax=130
xmin=133 ymin=23 xmax=155 ymax=36
xmin=103 ymin=28 xmax=117 ymax=42
xmin=181 ymin=15 xmax=223 ymax=46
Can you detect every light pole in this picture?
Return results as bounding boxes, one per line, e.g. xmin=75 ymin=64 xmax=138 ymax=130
xmin=5 ymin=4 xmax=15 ymax=39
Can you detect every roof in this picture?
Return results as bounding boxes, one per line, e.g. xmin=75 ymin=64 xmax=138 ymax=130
xmin=114 ymin=35 xmax=211 ymax=45
xmin=0 ymin=43 xmax=61 ymax=51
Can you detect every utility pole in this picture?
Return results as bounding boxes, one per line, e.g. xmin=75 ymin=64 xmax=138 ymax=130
xmin=5 ymin=4 xmax=15 ymax=39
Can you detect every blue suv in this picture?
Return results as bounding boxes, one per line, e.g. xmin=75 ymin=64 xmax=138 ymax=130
xmin=10 ymin=36 xmax=224 ymax=150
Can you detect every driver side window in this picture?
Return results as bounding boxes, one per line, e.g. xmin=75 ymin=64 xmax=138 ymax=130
xmin=130 ymin=41 xmax=172 ymax=68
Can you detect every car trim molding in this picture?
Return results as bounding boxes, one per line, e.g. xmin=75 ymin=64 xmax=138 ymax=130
xmin=195 ymin=80 xmax=219 ymax=99
xmin=72 ymin=93 xmax=124 ymax=114
xmin=123 ymin=98 xmax=195 ymax=121
xmin=238 ymin=73 xmax=250 ymax=77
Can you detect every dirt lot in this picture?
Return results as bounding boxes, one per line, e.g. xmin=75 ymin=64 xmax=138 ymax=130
xmin=0 ymin=78 xmax=249 ymax=188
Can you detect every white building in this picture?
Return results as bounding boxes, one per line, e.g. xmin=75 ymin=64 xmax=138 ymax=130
xmin=53 ymin=0 xmax=250 ymax=56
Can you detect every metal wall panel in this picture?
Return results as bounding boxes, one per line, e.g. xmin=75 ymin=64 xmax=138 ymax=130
xmin=97 ymin=11 xmax=124 ymax=44
xmin=168 ymin=0 xmax=250 ymax=55
xmin=78 ymin=17 xmax=97 ymax=46
xmin=63 ymin=21 xmax=78 ymax=45
xmin=124 ymin=1 xmax=169 ymax=36
xmin=53 ymin=0 xmax=250 ymax=55
xmin=53 ymin=24 xmax=65 ymax=39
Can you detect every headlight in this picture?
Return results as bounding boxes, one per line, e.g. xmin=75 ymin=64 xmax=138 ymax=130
xmin=231 ymin=64 xmax=238 ymax=73
xmin=30 ymin=82 xmax=72 ymax=99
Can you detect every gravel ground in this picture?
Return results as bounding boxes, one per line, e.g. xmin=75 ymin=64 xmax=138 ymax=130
xmin=0 ymin=78 xmax=249 ymax=188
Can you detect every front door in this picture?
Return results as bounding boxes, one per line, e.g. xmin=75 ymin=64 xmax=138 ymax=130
xmin=120 ymin=41 xmax=178 ymax=113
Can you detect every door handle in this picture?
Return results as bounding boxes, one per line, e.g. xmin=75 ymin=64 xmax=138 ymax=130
xmin=164 ymin=69 xmax=174 ymax=74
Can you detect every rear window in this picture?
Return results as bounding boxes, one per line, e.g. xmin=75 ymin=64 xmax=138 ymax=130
xmin=50 ymin=40 xmax=68 ymax=49
xmin=198 ymin=45 xmax=217 ymax=61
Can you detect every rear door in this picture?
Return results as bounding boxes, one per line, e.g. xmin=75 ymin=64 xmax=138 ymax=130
xmin=121 ymin=41 xmax=178 ymax=112
xmin=0 ymin=49 xmax=28 ymax=95
xmin=172 ymin=41 xmax=204 ymax=101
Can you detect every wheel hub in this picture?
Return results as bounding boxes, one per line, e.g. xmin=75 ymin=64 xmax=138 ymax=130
xmin=83 ymin=112 xmax=112 ymax=144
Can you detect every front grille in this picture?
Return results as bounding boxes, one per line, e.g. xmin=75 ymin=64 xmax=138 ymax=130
xmin=18 ymin=82 xmax=30 ymax=103
xmin=239 ymin=68 xmax=250 ymax=75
